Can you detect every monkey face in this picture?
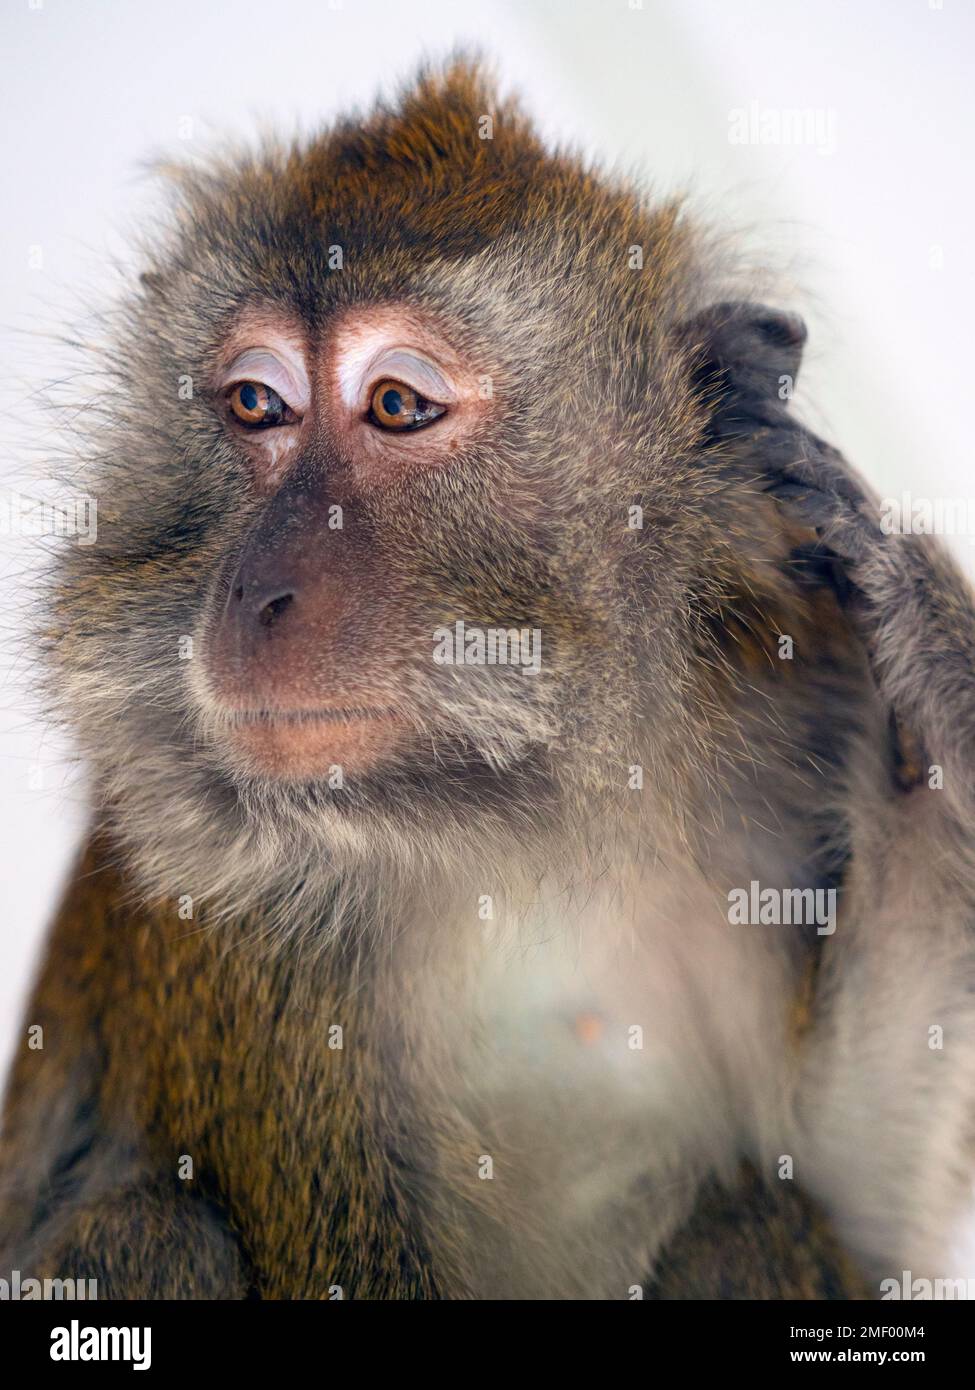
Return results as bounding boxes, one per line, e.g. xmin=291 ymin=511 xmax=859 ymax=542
xmin=45 ymin=62 xmax=759 ymax=916
xmin=185 ymin=284 xmax=640 ymax=821
xmin=193 ymin=302 xmax=498 ymax=783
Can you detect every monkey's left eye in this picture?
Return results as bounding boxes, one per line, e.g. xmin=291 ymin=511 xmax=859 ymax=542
xmin=368 ymin=379 xmax=447 ymax=431
xmin=227 ymin=381 xmax=297 ymax=429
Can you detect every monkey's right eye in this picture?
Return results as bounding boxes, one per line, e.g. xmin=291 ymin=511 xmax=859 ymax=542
xmin=227 ymin=381 xmax=296 ymax=429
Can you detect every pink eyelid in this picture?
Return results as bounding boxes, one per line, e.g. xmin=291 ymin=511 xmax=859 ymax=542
xmin=219 ymin=349 xmax=310 ymax=416
xmin=337 ymin=343 xmax=455 ymax=412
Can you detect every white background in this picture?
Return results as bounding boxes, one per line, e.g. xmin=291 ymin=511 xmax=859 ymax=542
xmin=1 ymin=0 xmax=973 ymax=1077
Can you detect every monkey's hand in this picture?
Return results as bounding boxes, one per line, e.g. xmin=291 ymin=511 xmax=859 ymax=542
xmin=689 ymin=299 xmax=975 ymax=809
xmin=764 ymin=430 xmax=975 ymax=814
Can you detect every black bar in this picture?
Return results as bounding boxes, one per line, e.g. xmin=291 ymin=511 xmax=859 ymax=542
xmin=1 ymin=1298 xmax=965 ymax=1373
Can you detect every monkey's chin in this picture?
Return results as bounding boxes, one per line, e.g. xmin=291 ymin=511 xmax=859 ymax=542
xmin=219 ymin=709 xmax=411 ymax=781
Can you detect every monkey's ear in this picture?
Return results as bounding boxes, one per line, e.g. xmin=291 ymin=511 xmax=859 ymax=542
xmin=685 ymin=302 xmax=807 ymax=440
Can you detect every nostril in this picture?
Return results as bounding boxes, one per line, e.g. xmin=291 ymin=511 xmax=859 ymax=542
xmin=257 ymin=592 xmax=295 ymax=628
xmin=233 ymin=583 xmax=244 ymax=603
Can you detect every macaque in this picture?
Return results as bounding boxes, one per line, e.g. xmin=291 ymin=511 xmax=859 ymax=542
xmin=2 ymin=59 xmax=975 ymax=1300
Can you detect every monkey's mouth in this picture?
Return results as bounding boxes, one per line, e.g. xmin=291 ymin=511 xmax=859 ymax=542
xmin=218 ymin=706 xmax=411 ymax=780
xmin=232 ymin=707 xmax=402 ymax=725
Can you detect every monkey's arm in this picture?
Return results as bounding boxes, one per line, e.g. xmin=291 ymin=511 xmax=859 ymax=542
xmin=692 ymin=298 xmax=975 ymax=884
xmin=689 ymin=302 xmax=975 ymax=1280
xmin=0 ymin=839 xmax=251 ymax=1299
xmin=761 ymin=421 xmax=975 ymax=1279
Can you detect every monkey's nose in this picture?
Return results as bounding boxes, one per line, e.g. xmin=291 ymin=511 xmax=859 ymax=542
xmin=230 ymin=576 xmax=296 ymax=632
xmin=256 ymin=592 xmax=295 ymax=628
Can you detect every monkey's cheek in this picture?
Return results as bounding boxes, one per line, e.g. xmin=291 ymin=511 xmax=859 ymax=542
xmin=223 ymin=715 xmax=412 ymax=782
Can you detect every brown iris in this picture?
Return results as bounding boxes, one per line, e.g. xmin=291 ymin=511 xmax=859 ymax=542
xmin=228 ymin=381 xmax=289 ymax=429
xmin=368 ymin=379 xmax=446 ymax=431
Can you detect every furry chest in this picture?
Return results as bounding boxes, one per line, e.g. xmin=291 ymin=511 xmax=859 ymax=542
xmin=396 ymin=877 xmax=797 ymax=1297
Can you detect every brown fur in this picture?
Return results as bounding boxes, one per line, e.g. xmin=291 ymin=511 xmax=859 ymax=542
xmin=1 ymin=837 xmax=435 ymax=1298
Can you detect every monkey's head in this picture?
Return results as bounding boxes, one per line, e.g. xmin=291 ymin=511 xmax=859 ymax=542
xmin=47 ymin=59 xmax=816 ymax=920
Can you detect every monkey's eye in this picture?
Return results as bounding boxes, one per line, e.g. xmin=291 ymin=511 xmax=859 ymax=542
xmin=368 ymin=379 xmax=446 ymax=431
xmin=227 ymin=381 xmax=296 ymax=429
